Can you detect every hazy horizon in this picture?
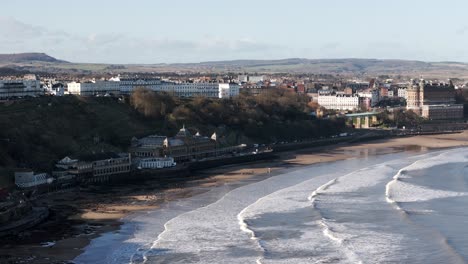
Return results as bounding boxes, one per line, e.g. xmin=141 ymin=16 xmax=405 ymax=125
xmin=2 ymin=0 xmax=468 ymax=64
xmin=5 ymin=52 xmax=468 ymax=65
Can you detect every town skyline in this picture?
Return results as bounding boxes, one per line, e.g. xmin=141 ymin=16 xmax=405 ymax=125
xmin=2 ymin=0 xmax=468 ymax=64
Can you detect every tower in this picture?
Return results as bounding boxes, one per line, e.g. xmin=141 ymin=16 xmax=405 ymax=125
xmin=419 ymin=79 xmax=425 ymax=107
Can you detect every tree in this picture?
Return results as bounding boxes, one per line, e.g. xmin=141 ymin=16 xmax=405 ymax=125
xmin=130 ymin=87 xmax=175 ymax=118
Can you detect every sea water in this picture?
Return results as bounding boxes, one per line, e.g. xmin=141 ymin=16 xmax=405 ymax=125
xmin=75 ymin=147 xmax=468 ymax=263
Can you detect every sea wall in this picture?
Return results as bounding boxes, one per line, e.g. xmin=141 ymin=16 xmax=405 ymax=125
xmin=187 ymin=152 xmax=278 ymax=171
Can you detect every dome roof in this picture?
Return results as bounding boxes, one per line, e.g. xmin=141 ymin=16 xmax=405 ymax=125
xmin=175 ymin=125 xmax=192 ymax=138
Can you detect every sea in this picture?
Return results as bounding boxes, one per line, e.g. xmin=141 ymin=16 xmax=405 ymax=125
xmin=74 ymin=147 xmax=468 ymax=264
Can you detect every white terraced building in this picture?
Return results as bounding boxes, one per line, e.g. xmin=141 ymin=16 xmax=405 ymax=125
xmin=67 ymin=81 xmax=121 ymax=96
xmin=137 ymin=157 xmax=176 ymax=169
xmin=68 ymin=79 xmax=239 ymax=98
xmin=0 ymin=79 xmax=42 ymax=99
xmin=318 ymin=94 xmax=362 ymax=111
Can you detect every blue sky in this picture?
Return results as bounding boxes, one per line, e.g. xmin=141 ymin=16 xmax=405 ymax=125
xmin=1 ymin=0 xmax=468 ymax=63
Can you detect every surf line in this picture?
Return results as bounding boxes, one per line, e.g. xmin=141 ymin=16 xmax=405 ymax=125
xmin=308 ymin=176 xmax=364 ymax=264
xmin=385 ymin=156 xmax=467 ymax=264
xmin=237 ymin=198 xmax=269 ymax=264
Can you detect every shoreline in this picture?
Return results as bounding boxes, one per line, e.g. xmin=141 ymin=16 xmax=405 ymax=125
xmin=1 ymin=131 xmax=467 ymax=264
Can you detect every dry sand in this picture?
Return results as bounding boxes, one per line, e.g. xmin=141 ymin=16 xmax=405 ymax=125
xmin=1 ymin=131 xmax=467 ymax=263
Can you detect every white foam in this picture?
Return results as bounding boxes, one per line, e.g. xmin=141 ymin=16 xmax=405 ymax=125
xmin=237 ymin=198 xmax=267 ymax=264
xmin=238 ymin=158 xmax=411 ymax=263
xmin=308 ymin=178 xmax=337 ymax=201
xmin=131 ymin=162 xmax=359 ymax=264
xmin=309 ymin=162 xmax=408 ymax=263
xmin=386 ymin=148 xmax=468 ymax=205
xmin=76 ymin=148 xmax=468 ymax=263
xmin=388 ymin=180 xmax=468 ymax=203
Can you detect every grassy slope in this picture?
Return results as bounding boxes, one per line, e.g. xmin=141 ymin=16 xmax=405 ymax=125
xmin=3 ymin=59 xmax=468 ymax=78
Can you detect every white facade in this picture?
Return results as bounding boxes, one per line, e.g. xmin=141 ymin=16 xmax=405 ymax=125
xmin=67 ymin=81 xmax=121 ymax=96
xmin=117 ymin=78 xmax=163 ymax=94
xmin=248 ymin=76 xmax=264 ymax=83
xmin=137 ymin=157 xmax=176 ymax=169
xmin=15 ymin=171 xmax=51 ymax=188
xmin=318 ymin=94 xmax=360 ymax=111
xmin=0 ymin=79 xmax=42 ymax=99
xmin=219 ymin=83 xmax=240 ymax=98
xmin=67 ymin=80 xmax=240 ymax=98
xmin=397 ymin=88 xmax=407 ymax=99
xmin=237 ymin=75 xmax=263 ymax=83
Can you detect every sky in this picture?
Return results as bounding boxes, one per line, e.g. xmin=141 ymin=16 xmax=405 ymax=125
xmin=1 ymin=0 xmax=468 ymax=64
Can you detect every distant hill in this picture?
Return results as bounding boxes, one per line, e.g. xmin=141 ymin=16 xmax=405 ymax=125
xmin=0 ymin=53 xmax=68 ymax=64
xmin=1 ymin=55 xmax=468 ymax=78
xmin=159 ymin=58 xmax=468 ymax=78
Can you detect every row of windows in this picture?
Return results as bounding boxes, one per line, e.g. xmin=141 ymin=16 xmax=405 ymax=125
xmin=94 ymin=159 xmax=130 ymax=166
xmin=94 ymin=165 xmax=130 ymax=176
xmin=134 ymin=151 xmax=155 ymax=157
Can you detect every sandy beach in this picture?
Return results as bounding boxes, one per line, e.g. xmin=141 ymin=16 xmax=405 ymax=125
xmin=1 ymin=131 xmax=467 ymax=264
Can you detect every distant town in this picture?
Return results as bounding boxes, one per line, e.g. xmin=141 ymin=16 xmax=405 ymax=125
xmin=1 ymin=68 xmax=467 ymax=240
xmin=1 ymin=71 xmax=466 ymax=118
xmin=4 ymin=0 xmax=468 ymax=261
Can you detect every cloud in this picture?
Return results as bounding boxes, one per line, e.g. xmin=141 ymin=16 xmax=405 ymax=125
xmin=0 ymin=16 xmax=69 ymax=43
xmin=456 ymin=26 xmax=468 ymax=35
xmin=0 ymin=17 xmax=282 ymax=63
xmin=0 ymin=16 xmax=46 ymax=38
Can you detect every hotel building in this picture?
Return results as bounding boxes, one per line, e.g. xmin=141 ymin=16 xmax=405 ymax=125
xmin=406 ymin=79 xmax=463 ymax=120
xmin=67 ymin=79 xmax=239 ymax=98
xmin=317 ymin=94 xmax=363 ymax=111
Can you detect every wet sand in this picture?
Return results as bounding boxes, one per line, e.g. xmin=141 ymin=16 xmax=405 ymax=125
xmin=1 ymin=131 xmax=467 ymax=264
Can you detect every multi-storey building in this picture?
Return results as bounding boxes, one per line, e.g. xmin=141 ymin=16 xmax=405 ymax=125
xmin=357 ymin=90 xmax=380 ymax=107
xmin=53 ymin=154 xmax=131 ymax=182
xmin=67 ymin=79 xmax=239 ymax=98
xmin=130 ymin=127 xmax=217 ymax=162
xmin=240 ymin=84 xmax=266 ymax=96
xmin=219 ymin=83 xmax=240 ymax=98
xmin=248 ymin=76 xmax=265 ymax=83
xmin=116 ymin=77 xmax=163 ymax=94
xmin=0 ymin=78 xmax=42 ymax=99
xmin=92 ymin=153 xmax=131 ymax=178
xmin=136 ymin=157 xmax=176 ymax=169
xmin=406 ymin=79 xmax=463 ymax=119
xmin=397 ymin=88 xmax=407 ymax=99
xmin=318 ymin=94 xmax=362 ymax=111
xmin=67 ymin=81 xmax=121 ymax=96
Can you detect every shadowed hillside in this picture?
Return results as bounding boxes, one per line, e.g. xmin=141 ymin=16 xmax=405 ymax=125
xmin=0 ymin=92 xmax=345 ymax=175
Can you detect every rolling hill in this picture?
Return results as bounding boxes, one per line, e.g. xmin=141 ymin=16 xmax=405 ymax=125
xmin=0 ymin=53 xmax=68 ymax=64
xmin=1 ymin=53 xmax=468 ymax=78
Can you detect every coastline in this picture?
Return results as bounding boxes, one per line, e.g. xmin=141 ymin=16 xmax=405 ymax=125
xmin=1 ymin=130 xmax=467 ymax=264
